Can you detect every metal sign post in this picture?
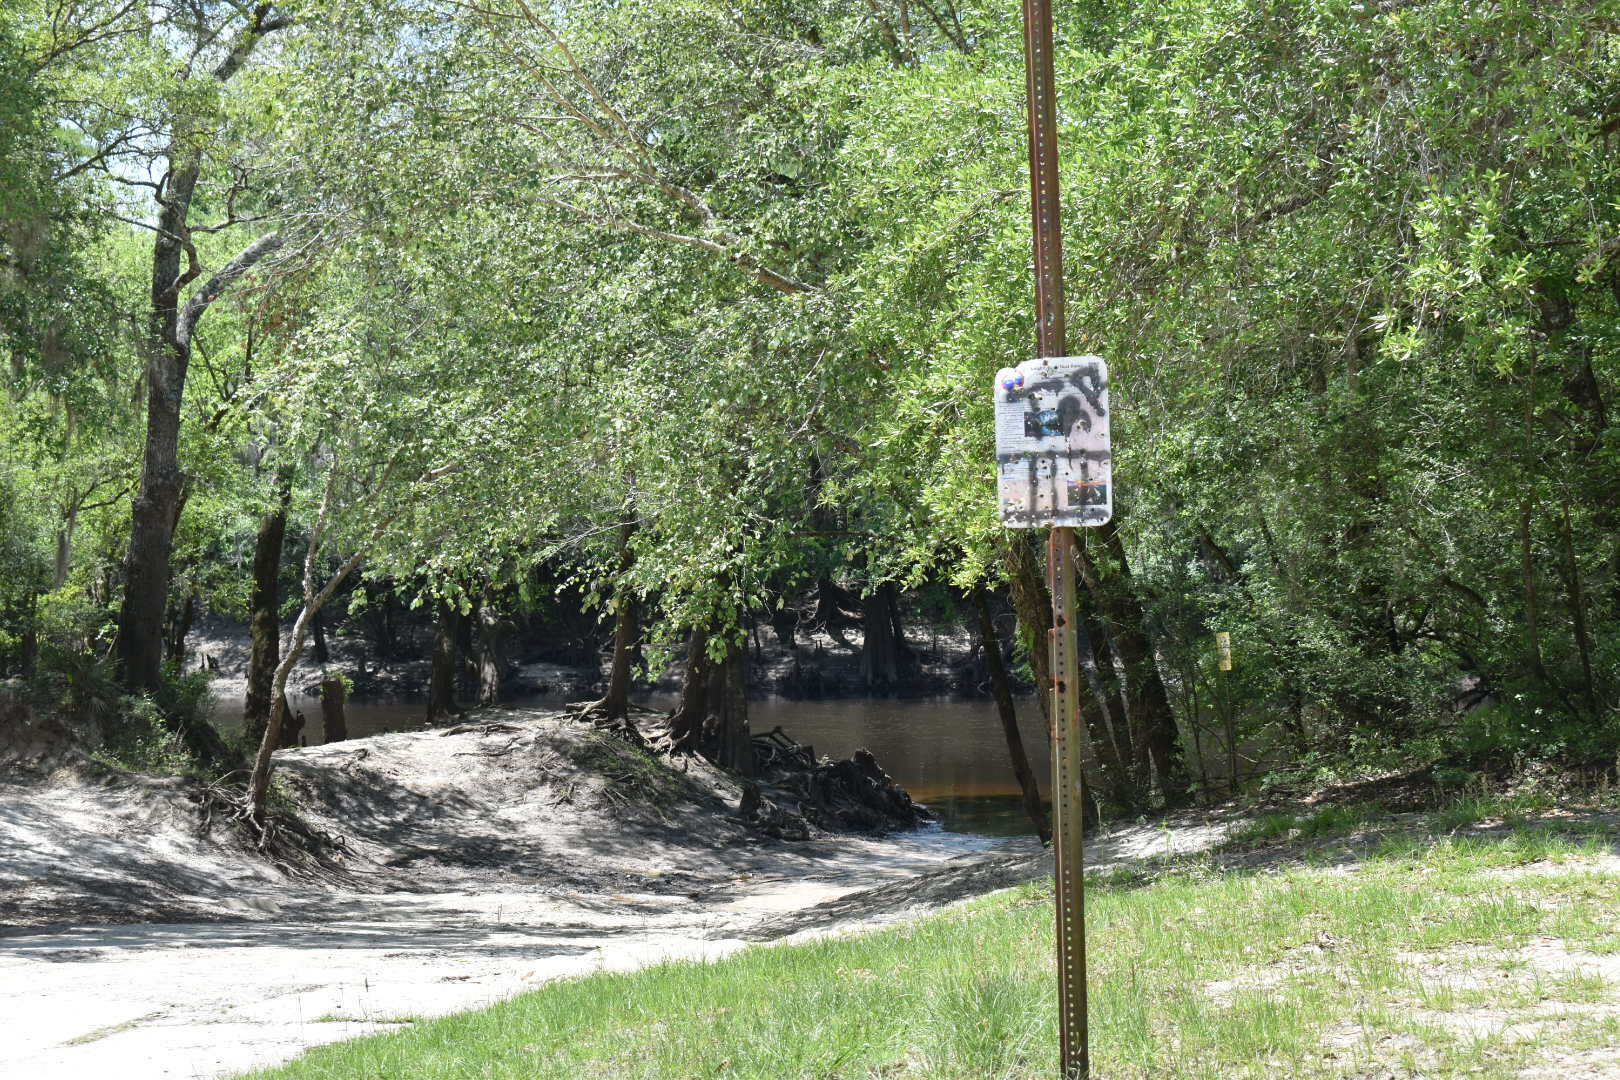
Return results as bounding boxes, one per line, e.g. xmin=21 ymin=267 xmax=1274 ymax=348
xmin=995 ymin=353 xmax=1109 ymax=1079
xmin=1002 ymin=1 xmax=1103 ymax=1076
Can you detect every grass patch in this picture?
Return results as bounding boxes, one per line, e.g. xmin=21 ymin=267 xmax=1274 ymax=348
xmin=1371 ymin=825 xmax=1608 ymax=868
xmin=236 ymin=826 xmax=1620 ymax=1080
xmin=1224 ymin=801 xmax=1386 ymax=847
xmin=1433 ymin=788 xmax=1560 ymax=831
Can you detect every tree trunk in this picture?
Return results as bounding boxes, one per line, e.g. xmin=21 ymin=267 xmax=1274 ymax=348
xmin=277 ymin=693 xmax=305 ymax=749
xmin=248 ymin=452 xmax=417 ymax=823
xmin=974 ymin=588 xmax=1049 ymax=842
xmin=1003 ymin=535 xmax=1053 ymax=727
xmin=598 ymin=591 xmax=637 ymax=717
xmin=664 ymin=619 xmax=753 ymax=774
xmin=860 ymin=582 xmax=911 ymax=690
xmin=1084 ymin=519 xmax=1190 ymax=805
xmin=1521 ymin=498 xmax=1548 ymax=682
xmin=477 ymin=595 xmax=507 ymax=707
xmin=118 ymin=354 xmax=189 ymax=691
xmin=1560 ymin=498 xmax=1597 ymax=711
xmin=116 ymin=149 xmax=204 ymax=695
xmin=165 ymin=590 xmax=196 ymax=674
xmin=320 ymin=677 xmax=347 ymax=743
xmin=426 ymin=598 xmax=461 ymax=724
xmin=814 ymin=576 xmax=860 ymax=646
xmin=666 ymin=626 xmax=712 ymax=752
xmin=709 ymin=646 xmax=755 ymax=776
xmin=1078 ymin=604 xmax=1139 ymax=792
xmin=244 ymin=485 xmax=290 ymax=747
xmin=54 ymin=499 xmax=76 ymax=590
xmin=1003 ymin=534 xmax=1117 ymax=819
xmin=579 ymin=516 xmax=637 ymax=719
xmin=888 ymin=588 xmax=910 ymax=659
xmin=770 ymin=604 xmax=798 ymax=650
xmin=119 ymin=12 xmax=284 ymax=699
xmin=311 ymin=607 xmax=330 ymax=665
xmin=249 ymin=543 xmax=361 ymax=822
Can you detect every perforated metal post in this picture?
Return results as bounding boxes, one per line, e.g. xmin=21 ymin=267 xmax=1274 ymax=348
xmin=1022 ymin=0 xmax=1066 ymax=359
xmin=1047 ymin=529 xmax=1087 ymax=1077
xmin=1020 ymin=0 xmax=1088 ymax=1074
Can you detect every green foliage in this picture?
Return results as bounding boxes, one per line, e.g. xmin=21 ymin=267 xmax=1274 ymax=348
xmin=832 ymin=0 xmax=1620 ymax=763
xmin=26 ymin=643 xmax=125 ymax=734
xmin=88 ymin=695 xmax=198 ymax=776
xmin=19 ymin=637 xmax=215 ymax=774
xmin=1 ymin=0 xmax=1616 ymax=779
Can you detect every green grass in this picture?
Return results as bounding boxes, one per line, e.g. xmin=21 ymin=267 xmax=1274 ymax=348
xmin=1432 ymin=788 xmax=1559 ymax=831
xmin=1223 ymin=800 xmax=1386 ymax=847
xmin=237 ymin=826 xmax=1620 ymax=1080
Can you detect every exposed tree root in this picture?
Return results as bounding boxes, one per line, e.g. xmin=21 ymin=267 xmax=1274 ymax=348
xmin=752 ymin=726 xmax=815 ymax=771
xmin=191 ymin=774 xmax=355 ymax=886
xmin=761 ymin=746 xmax=933 ymax=835
xmin=563 ymin=700 xmax=930 ymax=840
xmin=437 ymin=721 xmax=522 ymax=737
xmin=566 ymin=699 xmax=654 ymax=748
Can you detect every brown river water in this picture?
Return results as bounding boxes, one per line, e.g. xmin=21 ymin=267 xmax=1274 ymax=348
xmin=220 ymin=694 xmax=1051 ymax=837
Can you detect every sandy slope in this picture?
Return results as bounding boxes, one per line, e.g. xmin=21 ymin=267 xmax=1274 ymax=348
xmin=0 ymin=710 xmax=1030 ymax=1079
xmin=0 ymin=829 xmax=1018 ymax=1080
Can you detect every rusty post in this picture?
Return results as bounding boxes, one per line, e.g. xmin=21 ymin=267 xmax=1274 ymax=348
xmin=1047 ymin=528 xmax=1087 ymax=1077
xmin=1020 ymin=0 xmax=1087 ymax=1075
xmin=1022 ymin=0 xmax=1066 ymax=359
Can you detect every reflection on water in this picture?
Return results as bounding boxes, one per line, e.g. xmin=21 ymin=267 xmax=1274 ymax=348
xmin=215 ymin=692 xmax=1050 ymax=837
xmin=912 ymin=793 xmax=1052 ymax=838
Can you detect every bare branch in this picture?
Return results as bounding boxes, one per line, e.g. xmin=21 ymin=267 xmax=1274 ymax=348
xmin=177 ymin=231 xmax=284 ymax=346
xmin=212 ymin=3 xmax=290 ymax=84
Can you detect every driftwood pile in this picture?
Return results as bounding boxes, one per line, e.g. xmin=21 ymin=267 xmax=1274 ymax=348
xmin=740 ymin=727 xmax=933 ymax=840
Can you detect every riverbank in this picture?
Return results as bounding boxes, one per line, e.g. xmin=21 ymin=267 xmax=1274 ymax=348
xmin=0 ymin=707 xmax=1042 ymax=1078
xmin=190 ymin=612 xmax=1057 ymax=837
xmin=238 ymin=806 xmax=1620 ymax=1080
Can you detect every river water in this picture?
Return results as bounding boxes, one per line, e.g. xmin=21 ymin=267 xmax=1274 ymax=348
xmin=225 ymin=693 xmax=1051 ymax=837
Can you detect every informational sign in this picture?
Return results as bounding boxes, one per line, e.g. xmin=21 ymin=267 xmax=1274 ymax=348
xmin=995 ymin=356 xmax=1112 ymax=529
xmin=1216 ymin=632 xmax=1233 ymax=671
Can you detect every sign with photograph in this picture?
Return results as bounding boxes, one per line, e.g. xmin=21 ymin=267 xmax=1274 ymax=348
xmin=995 ymin=355 xmax=1112 ymax=528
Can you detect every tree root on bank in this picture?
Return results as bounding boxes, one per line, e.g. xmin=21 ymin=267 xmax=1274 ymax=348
xmin=565 ymin=699 xmax=654 ymax=748
xmin=437 ymin=721 xmax=522 ymax=737
xmin=752 ymin=726 xmax=815 ymax=771
xmin=190 ymin=775 xmax=355 ymax=885
xmin=754 ymin=746 xmax=934 ymax=837
xmin=562 ymin=702 xmax=931 ymax=840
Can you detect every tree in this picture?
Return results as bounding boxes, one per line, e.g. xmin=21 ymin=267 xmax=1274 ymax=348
xmin=112 ymin=1 xmax=291 ymax=694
